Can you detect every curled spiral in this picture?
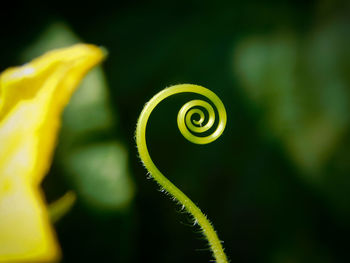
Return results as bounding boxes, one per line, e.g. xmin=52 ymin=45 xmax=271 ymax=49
xmin=137 ymin=84 xmax=226 ymax=149
xmin=135 ymin=84 xmax=228 ymax=263
xmin=177 ymin=98 xmax=226 ymax=144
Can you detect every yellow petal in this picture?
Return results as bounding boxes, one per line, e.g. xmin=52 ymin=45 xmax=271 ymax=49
xmin=0 ymin=176 xmax=59 ymax=262
xmin=0 ymin=44 xmax=105 ymax=184
xmin=0 ymin=44 xmax=105 ymax=262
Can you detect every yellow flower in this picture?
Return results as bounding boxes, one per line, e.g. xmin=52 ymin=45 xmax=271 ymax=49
xmin=0 ymin=44 xmax=105 ymax=262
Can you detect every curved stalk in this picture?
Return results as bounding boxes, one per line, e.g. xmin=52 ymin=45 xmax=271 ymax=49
xmin=135 ymin=84 xmax=228 ymax=263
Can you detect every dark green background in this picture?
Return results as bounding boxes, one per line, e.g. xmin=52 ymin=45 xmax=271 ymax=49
xmin=2 ymin=1 xmax=350 ymax=262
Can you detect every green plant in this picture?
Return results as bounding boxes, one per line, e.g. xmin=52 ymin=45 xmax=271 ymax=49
xmin=136 ymin=84 xmax=228 ymax=263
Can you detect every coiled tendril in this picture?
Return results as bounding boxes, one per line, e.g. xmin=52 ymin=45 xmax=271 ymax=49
xmin=136 ymin=84 xmax=228 ymax=263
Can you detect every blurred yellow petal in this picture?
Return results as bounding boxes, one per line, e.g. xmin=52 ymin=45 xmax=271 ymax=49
xmin=0 ymin=44 xmax=105 ymax=262
xmin=0 ymin=177 xmax=58 ymax=262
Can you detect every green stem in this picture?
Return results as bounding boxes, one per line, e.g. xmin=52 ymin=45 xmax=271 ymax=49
xmin=135 ymin=84 xmax=228 ymax=263
xmin=48 ymin=191 xmax=76 ymax=223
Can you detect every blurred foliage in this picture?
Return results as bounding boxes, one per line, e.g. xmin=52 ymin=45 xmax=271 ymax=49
xmin=2 ymin=0 xmax=350 ymax=262
xmin=234 ymin=16 xmax=350 ymax=222
xmin=64 ymin=142 xmax=133 ymax=210
xmin=20 ymin=23 xmax=135 ymax=212
xmin=235 ymin=19 xmax=350 ymax=175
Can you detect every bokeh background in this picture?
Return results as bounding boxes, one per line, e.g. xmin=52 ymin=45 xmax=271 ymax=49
xmin=2 ymin=0 xmax=350 ymax=262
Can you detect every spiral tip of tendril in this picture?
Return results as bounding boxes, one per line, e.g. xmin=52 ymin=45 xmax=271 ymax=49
xmin=177 ymin=97 xmax=226 ymax=145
